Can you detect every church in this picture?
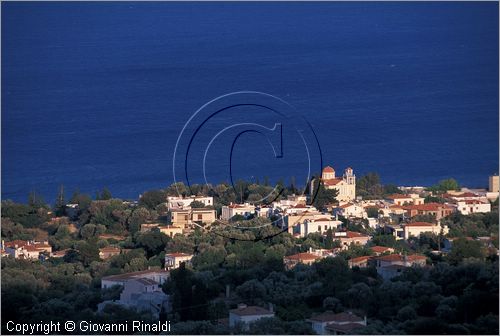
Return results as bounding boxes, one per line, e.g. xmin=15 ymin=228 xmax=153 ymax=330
xmin=311 ymin=166 xmax=356 ymax=202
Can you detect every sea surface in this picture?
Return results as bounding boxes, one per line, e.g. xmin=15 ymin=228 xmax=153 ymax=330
xmin=2 ymin=2 xmax=499 ymax=204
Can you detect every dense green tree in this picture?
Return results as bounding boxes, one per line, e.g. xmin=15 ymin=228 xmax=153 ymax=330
xmin=446 ymin=238 xmax=485 ymax=265
xmin=371 ymin=234 xmax=397 ymax=247
xmin=311 ymin=179 xmax=338 ymax=210
xmin=366 ymin=207 xmax=380 ymax=218
xmin=428 ymin=178 xmax=460 ymax=193
xmin=135 ymin=231 xmax=170 ymax=258
xmin=139 ymin=189 xmax=166 ymax=209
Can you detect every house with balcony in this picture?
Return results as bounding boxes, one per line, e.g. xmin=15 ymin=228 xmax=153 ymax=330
xmin=334 ymin=231 xmax=370 ymax=249
xmin=3 ymin=240 xmax=52 ymax=260
xmin=221 ymin=203 xmax=256 ymax=221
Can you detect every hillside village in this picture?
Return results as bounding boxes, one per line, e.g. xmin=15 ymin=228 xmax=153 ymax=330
xmin=1 ymin=166 xmax=499 ymax=334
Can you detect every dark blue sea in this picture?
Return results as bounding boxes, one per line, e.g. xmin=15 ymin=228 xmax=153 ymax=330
xmin=2 ymin=2 xmax=499 ymax=204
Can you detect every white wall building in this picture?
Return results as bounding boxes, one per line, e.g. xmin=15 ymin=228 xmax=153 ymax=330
xmin=337 ymin=203 xmax=366 ymax=218
xmin=221 ymin=203 xmax=256 ymax=221
xmin=165 ymin=252 xmax=193 ymax=270
xmin=298 ymin=218 xmax=342 ymax=237
xmin=167 ymin=195 xmax=213 ymax=210
xmin=403 ymin=222 xmax=448 ymax=240
xmin=455 ymin=200 xmax=491 ymax=215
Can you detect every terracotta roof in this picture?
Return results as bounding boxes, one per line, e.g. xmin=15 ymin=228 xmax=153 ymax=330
xmin=376 ymin=254 xmax=426 ymax=262
xmin=345 ymin=231 xmax=369 ymax=239
xmin=326 ymin=322 xmax=365 ymax=333
xmin=230 ymin=306 xmax=274 ymax=316
xmin=34 ymin=243 xmax=51 ymax=248
xmin=284 ymin=252 xmax=321 ymax=261
xmin=23 ymin=245 xmax=42 ymax=252
xmin=309 ymin=311 xmax=364 ymax=323
xmin=324 ymin=178 xmax=343 ymax=186
xmin=370 ymin=246 xmax=392 ymax=253
xmin=349 ymin=256 xmax=372 ymax=263
xmin=293 ymin=204 xmax=308 ymax=208
xmin=339 ymin=203 xmax=354 ymax=209
xmin=403 ymin=203 xmax=452 ymax=211
xmin=322 ymin=166 xmax=335 ymax=173
xmin=404 ymin=222 xmax=436 ymax=227
xmin=4 ymin=240 xmax=29 ymax=248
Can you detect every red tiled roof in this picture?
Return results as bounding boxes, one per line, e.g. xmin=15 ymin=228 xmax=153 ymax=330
xmin=349 ymin=256 xmax=372 ymax=263
xmin=406 ymin=254 xmax=428 ymax=262
xmin=376 ymin=254 xmax=426 ymax=262
xmin=4 ymin=240 xmax=29 ymax=248
xmin=34 ymin=243 xmax=51 ymax=248
xmin=345 ymin=231 xmax=369 ymax=239
xmin=404 ymin=222 xmax=436 ymax=227
xmin=324 ymin=178 xmax=342 ymax=186
xmin=323 ymin=166 xmax=335 ymax=173
xmin=284 ymin=252 xmax=321 ymax=261
xmin=403 ymin=203 xmax=452 ymax=211
xmin=387 ymin=194 xmax=412 ymax=199
xmin=339 ymin=203 xmax=354 ymax=209
xmin=370 ymin=246 xmax=392 ymax=253
xmin=293 ymin=204 xmax=308 ymax=208
xmin=326 ymin=322 xmax=365 ymax=333
xmin=23 ymin=245 xmax=42 ymax=252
